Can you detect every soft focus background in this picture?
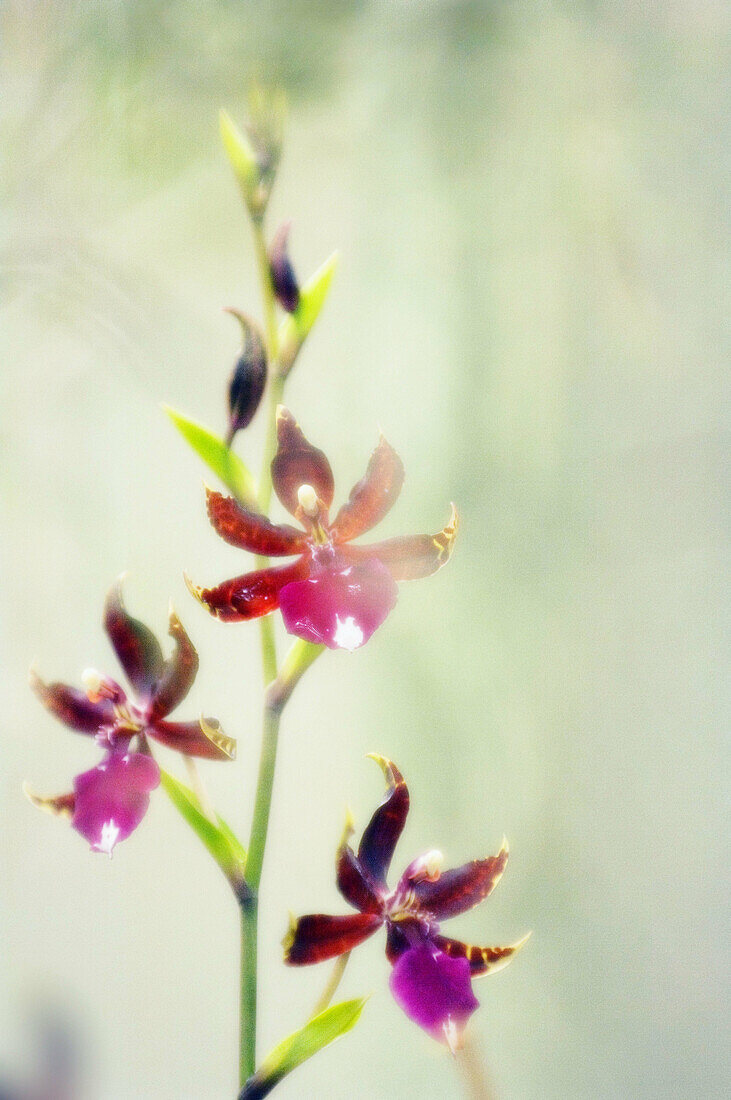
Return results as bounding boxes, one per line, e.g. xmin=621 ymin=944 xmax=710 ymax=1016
xmin=1 ymin=2 xmax=728 ymax=1097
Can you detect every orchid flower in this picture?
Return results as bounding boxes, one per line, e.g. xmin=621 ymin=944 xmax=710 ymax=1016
xmin=284 ymin=757 xmax=528 ymax=1048
xmin=187 ymin=408 xmax=458 ymax=651
xmin=26 ymin=579 xmax=234 ymax=855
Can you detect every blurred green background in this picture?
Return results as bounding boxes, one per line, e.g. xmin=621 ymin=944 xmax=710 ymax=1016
xmin=1 ymin=1 xmax=727 ymax=1097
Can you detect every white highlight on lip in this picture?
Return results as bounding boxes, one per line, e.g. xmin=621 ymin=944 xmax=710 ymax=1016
xmin=297 ymin=483 xmax=319 ymax=516
xmin=333 ymin=615 xmax=364 ymax=651
xmin=95 ymin=819 xmax=120 ymax=858
xmin=443 ymin=1016 xmax=461 ymax=1054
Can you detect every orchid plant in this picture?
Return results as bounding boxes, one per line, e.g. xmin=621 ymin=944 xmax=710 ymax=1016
xmin=26 ymin=89 xmax=528 ymax=1098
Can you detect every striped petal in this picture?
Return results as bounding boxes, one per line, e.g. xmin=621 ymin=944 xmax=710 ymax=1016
xmin=432 ymin=932 xmax=530 ymax=978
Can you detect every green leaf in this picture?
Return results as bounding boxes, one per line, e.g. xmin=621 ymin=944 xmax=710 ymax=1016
xmin=220 ymin=109 xmax=258 ymax=200
xmin=164 ymin=405 xmax=256 ymax=507
xmin=240 ymin=998 xmax=367 ymax=1100
xmin=160 ymin=769 xmax=247 ymax=887
xmin=278 ymin=252 xmax=339 ymax=376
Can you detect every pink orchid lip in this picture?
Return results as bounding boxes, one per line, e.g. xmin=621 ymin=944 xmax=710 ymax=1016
xmin=278 ymin=557 xmax=398 ymax=651
xmin=388 ymin=942 xmax=479 ymax=1047
xmin=71 ymin=751 xmax=161 ymax=856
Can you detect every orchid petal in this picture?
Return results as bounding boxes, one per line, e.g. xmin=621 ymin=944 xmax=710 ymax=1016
xmin=205 ymin=487 xmax=307 ymax=556
xmin=23 ymin=783 xmax=76 ymax=819
xmin=411 ymin=841 xmax=509 ymax=920
xmin=72 ymin=751 xmax=160 ymax=855
xmin=351 ymin=503 xmax=458 ymax=581
xmin=336 ymin=845 xmax=383 ymax=914
xmin=149 ymin=718 xmax=236 ymax=761
xmin=29 ymin=670 xmax=114 ymax=734
xmin=186 ymin=558 xmax=310 ymax=622
xmin=357 ymin=756 xmax=409 ymax=888
xmin=278 ymin=558 xmax=397 ymax=650
xmin=389 ymin=942 xmax=479 ymax=1045
xmin=284 ymin=912 xmax=382 ymax=966
xmin=433 ymin=932 xmax=530 ymax=978
xmin=104 ymin=578 xmax=165 ymax=701
xmin=271 ymin=407 xmax=334 ymax=516
xmin=149 ymin=717 xmax=236 ymax=761
xmin=331 ymin=435 xmax=405 ymax=543
xmin=149 ymin=607 xmax=199 ymax=721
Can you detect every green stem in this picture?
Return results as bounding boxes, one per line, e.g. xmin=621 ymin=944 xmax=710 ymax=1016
xmin=239 ymin=215 xmax=285 ymax=1086
xmin=310 ymin=952 xmax=351 ymax=1019
xmin=252 ymin=223 xmax=279 ymax=365
xmin=239 ymin=640 xmax=324 ymax=1086
xmin=256 ymin=373 xmax=285 ymax=517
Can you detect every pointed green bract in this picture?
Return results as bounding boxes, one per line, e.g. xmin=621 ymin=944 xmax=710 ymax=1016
xmin=240 ymin=998 xmax=368 ymax=1100
xmin=220 ymin=109 xmax=258 ymax=202
xmin=160 ymin=769 xmax=247 ymax=888
xmin=164 ymin=405 xmax=256 ymax=507
xmin=278 ymin=252 xmax=339 ymax=376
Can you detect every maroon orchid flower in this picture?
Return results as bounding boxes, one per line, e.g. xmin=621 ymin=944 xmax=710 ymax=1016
xmin=284 ymin=757 xmax=529 ymax=1049
xmin=25 ymin=579 xmax=235 ymax=855
xmin=186 ymin=407 xmax=458 ymax=651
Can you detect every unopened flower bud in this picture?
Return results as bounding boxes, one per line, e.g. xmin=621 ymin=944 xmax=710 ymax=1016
xmin=220 ymin=88 xmax=285 ymax=223
xmin=224 ymin=310 xmax=268 ymax=445
xmin=268 ymin=221 xmax=300 ymax=313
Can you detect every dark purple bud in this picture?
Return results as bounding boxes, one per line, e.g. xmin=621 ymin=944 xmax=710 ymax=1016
xmin=225 ymin=310 xmax=268 ymax=444
xmin=268 ymin=222 xmax=300 ymax=313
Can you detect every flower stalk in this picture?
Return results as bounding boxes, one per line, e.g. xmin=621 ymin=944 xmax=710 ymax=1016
xmin=240 ymin=639 xmax=324 ymax=1082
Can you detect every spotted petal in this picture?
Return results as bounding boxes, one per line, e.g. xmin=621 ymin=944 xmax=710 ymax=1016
xmin=149 ymin=718 xmax=236 ymax=761
xmin=284 ymin=912 xmax=383 ymax=966
xmin=433 ymin=933 xmax=530 ymax=978
xmin=357 ymin=756 xmax=410 ymax=888
xmin=206 ymin=487 xmax=307 ymax=556
xmin=72 ymin=751 xmax=160 ymax=855
xmin=104 ymin=578 xmax=165 ymax=701
xmin=271 ymin=407 xmax=334 ymax=516
xmin=278 ymin=557 xmax=397 ymax=650
xmin=331 ymin=435 xmax=405 ymax=543
xmin=186 ymin=558 xmax=310 ymax=622
xmin=149 ymin=608 xmax=199 ymax=721
xmin=411 ymin=842 xmax=509 ymax=920
xmin=30 ymin=670 xmax=114 ymax=734
xmin=389 ymin=942 xmax=479 ymax=1046
xmin=349 ymin=504 xmax=459 ymax=581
